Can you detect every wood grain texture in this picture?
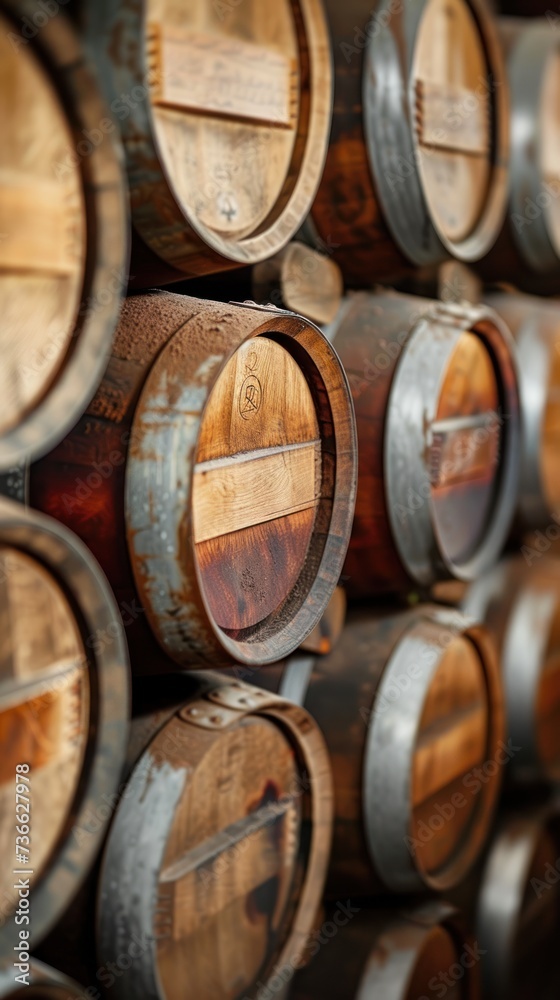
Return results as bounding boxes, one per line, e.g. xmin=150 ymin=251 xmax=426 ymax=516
xmin=85 ymin=0 xmax=332 ymax=284
xmin=96 ymin=675 xmax=333 ymax=1000
xmin=257 ymin=607 xmax=502 ymax=897
xmin=30 ymin=292 xmax=357 ymax=669
xmin=252 ymin=241 xmax=344 ymax=325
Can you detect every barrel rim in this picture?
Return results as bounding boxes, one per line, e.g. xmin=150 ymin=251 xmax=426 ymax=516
xmin=0 ymin=0 xmax=129 ymax=470
xmin=125 ymin=302 xmax=357 ymax=668
xmin=475 ymin=803 xmax=560 ymax=1000
xmin=363 ymin=608 xmax=505 ymax=893
xmin=357 ymin=901 xmax=480 ymax=999
xmin=363 ymin=0 xmax=510 ymax=266
xmin=96 ymin=676 xmax=333 ymax=998
xmin=86 ymin=0 xmax=333 ymax=273
xmin=0 ymin=497 xmax=130 ymax=959
xmin=507 ymin=20 xmax=560 ymax=274
xmin=384 ymin=300 xmax=520 ymax=587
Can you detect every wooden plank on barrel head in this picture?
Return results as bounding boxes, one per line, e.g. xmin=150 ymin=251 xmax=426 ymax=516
xmin=415 ymin=79 xmax=489 ymax=156
xmin=0 ymin=174 xmax=81 ymax=276
xmin=148 ymin=24 xmax=297 ymax=129
xmin=192 ymin=441 xmax=320 ymax=543
xmin=412 ymin=705 xmax=488 ymax=806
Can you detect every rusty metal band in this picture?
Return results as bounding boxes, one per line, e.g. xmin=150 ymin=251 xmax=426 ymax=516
xmin=97 ymin=677 xmax=333 ymax=999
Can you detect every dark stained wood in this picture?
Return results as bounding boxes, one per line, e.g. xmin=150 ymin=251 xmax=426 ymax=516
xmin=29 ymin=292 xmax=357 ymax=671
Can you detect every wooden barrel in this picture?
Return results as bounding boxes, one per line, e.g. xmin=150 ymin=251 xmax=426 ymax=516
xmin=95 ymin=672 xmax=332 ymax=1000
xmin=475 ymin=803 xmax=560 ymax=1000
xmin=252 ymin=242 xmax=344 ymax=326
xmin=303 ymin=0 xmax=509 ymax=286
xmin=462 ymin=557 xmax=560 ymax=786
xmin=0 ymin=0 xmax=127 ymax=469
xmin=256 ymin=605 xmax=504 ymax=895
xmin=30 ymin=291 xmax=357 ymax=670
xmin=478 ymin=19 xmax=560 ymax=288
xmin=0 ymin=497 xmax=129 ymax=959
xmin=327 ymin=291 xmax=520 ymax=596
xmin=0 ymin=960 xmax=86 ymax=998
xmin=82 ymin=0 xmax=332 ymax=286
xmin=484 ymin=293 xmax=560 ymax=530
xmin=289 ymin=903 xmax=481 ymax=999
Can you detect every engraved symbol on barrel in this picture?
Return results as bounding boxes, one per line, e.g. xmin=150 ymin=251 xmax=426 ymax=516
xmin=239 ymin=375 xmax=262 ymax=419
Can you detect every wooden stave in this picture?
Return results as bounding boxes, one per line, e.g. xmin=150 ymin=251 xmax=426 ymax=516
xmin=82 ymin=0 xmax=333 ymax=286
xmin=254 ymin=605 xmax=505 ymax=897
xmin=328 ymin=291 xmax=520 ymax=597
xmin=306 ymin=0 xmax=509 ymax=286
xmin=96 ymin=672 xmax=333 ymax=1000
xmin=0 ymin=497 xmax=130 ymax=960
xmin=28 ymin=292 xmax=358 ymax=670
xmin=0 ymin=0 xmax=128 ymax=470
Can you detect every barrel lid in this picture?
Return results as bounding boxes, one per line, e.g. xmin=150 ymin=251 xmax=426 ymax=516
xmin=0 ymin=498 xmax=130 ymax=959
xmin=126 ymin=305 xmax=357 ymax=667
xmin=363 ymin=609 xmax=504 ymax=892
xmin=385 ymin=301 xmax=519 ymax=587
xmin=116 ymin=0 xmax=332 ymax=268
xmin=98 ymin=678 xmax=332 ymax=999
xmin=0 ymin=2 xmax=127 ymax=469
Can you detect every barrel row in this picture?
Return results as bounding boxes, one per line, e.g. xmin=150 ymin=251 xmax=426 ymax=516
xmin=3 ymin=0 xmax=560 ymax=469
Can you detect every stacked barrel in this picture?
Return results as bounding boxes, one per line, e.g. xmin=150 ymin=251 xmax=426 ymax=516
xmin=0 ymin=0 xmax=559 ymax=998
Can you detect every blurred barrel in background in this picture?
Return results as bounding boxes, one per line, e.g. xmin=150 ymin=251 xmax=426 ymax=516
xmin=475 ymin=803 xmax=560 ymax=1000
xmin=0 ymin=0 xmax=127 ymax=469
xmin=97 ymin=673 xmax=332 ymax=1000
xmin=304 ymin=0 xmax=509 ymax=286
xmin=462 ymin=557 xmax=560 ymax=786
xmin=479 ymin=19 xmax=560 ymax=288
xmin=328 ymin=292 xmax=519 ymax=596
xmin=485 ymin=293 xmax=560 ymax=530
xmin=83 ymin=0 xmax=332 ymax=286
xmin=30 ymin=292 xmax=357 ymax=670
xmin=0 ymin=959 xmax=87 ymax=998
xmin=289 ymin=903 xmax=482 ymax=1000
xmin=256 ymin=605 xmax=504 ymax=896
xmin=0 ymin=497 xmax=129 ymax=959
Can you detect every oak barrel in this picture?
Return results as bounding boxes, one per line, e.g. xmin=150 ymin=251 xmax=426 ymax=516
xmin=256 ymin=605 xmax=504 ymax=895
xmin=96 ymin=672 xmax=332 ymax=1000
xmin=484 ymin=292 xmax=560 ymax=530
xmin=289 ymin=903 xmax=481 ymax=1000
xmin=0 ymin=497 xmax=129 ymax=959
xmin=83 ymin=0 xmax=332 ymax=285
xmin=30 ymin=291 xmax=357 ymax=669
xmin=462 ymin=557 xmax=560 ymax=786
xmin=478 ymin=19 xmax=560 ymax=286
xmin=328 ymin=291 xmax=520 ymax=596
xmin=0 ymin=960 xmax=86 ymax=998
xmin=475 ymin=803 xmax=560 ymax=1000
xmin=304 ymin=0 xmax=509 ymax=286
xmin=0 ymin=0 xmax=128 ymax=469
